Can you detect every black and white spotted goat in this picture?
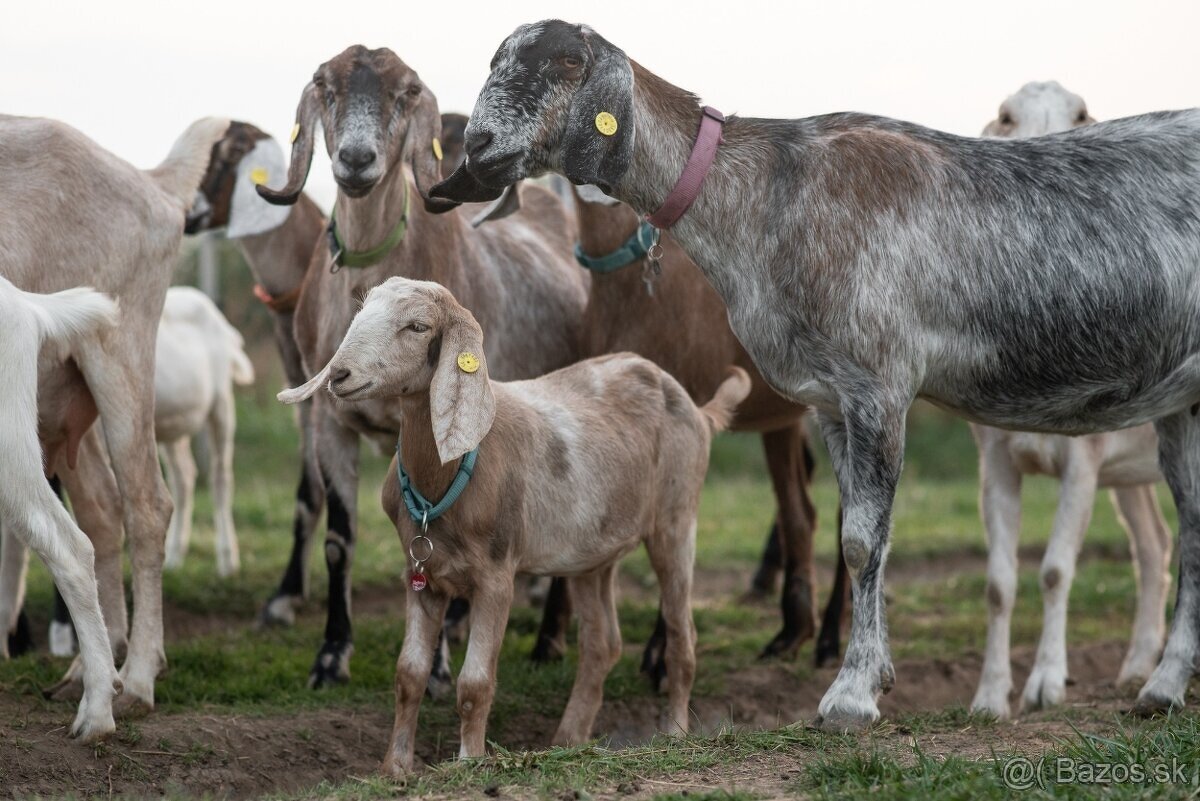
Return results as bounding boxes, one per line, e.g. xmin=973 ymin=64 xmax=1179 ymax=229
xmin=431 ymin=19 xmax=1200 ymax=731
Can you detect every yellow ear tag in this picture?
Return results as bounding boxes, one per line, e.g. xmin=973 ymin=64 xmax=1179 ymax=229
xmin=249 ymin=167 xmax=269 ymax=186
xmin=457 ymin=352 xmax=480 ymax=373
xmin=432 ymin=137 xmax=443 ymax=161
xmin=595 ymin=111 xmax=618 ymax=136
xmin=289 ymin=123 xmax=300 ymax=144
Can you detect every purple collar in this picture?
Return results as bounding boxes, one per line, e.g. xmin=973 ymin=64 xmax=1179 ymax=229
xmin=645 ymin=106 xmax=725 ymax=229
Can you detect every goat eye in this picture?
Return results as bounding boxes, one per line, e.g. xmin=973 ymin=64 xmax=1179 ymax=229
xmin=406 ymin=322 xmax=429 ymax=333
xmin=1076 ymin=110 xmax=1088 ymax=123
xmin=999 ymin=113 xmax=1013 ymax=125
xmin=406 ymin=85 xmax=422 ymax=97
xmin=560 ymin=56 xmax=581 ymax=69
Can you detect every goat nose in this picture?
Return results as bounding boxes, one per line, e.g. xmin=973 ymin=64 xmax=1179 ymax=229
xmin=465 ymin=130 xmax=493 ymax=158
xmin=329 ymin=366 xmax=352 ymax=386
xmin=338 ymin=147 xmax=377 ymax=171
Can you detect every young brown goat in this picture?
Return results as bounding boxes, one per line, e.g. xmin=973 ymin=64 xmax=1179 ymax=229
xmin=280 ymin=277 xmax=748 ymax=774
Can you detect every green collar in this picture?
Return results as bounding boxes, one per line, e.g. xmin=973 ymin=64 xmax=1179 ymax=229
xmin=397 ymin=445 xmax=479 ymax=529
xmin=574 ymin=221 xmax=658 ymax=273
xmin=328 ymin=180 xmax=410 ymax=269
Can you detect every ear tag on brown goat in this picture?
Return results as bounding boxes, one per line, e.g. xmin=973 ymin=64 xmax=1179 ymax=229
xmin=249 ymin=167 xmax=269 ymax=186
xmin=432 ymin=137 xmax=443 ymax=161
xmin=595 ymin=112 xmax=618 ymax=136
xmin=457 ymin=352 xmax=480 ymax=374
xmin=289 ymin=123 xmax=300 ymax=144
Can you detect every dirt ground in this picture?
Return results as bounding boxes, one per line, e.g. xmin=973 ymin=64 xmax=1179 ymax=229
xmin=0 ymin=556 xmax=1144 ymax=800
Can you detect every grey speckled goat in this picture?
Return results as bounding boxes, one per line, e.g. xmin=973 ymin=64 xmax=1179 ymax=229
xmin=430 ymin=19 xmax=1200 ymax=732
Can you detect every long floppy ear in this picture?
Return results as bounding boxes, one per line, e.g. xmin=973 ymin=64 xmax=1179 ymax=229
xmin=278 ymin=361 xmax=332 ymax=405
xmin=257 ymin=83 xmax=320 ymax=206
xmin=430 ymin=306 xmax=495 ymax=464
xmin=470 ymin=182 xmax=523 ymax=227
xmin=406 ymin=85 xmax=460 ymax=215
xmin=561 ymin=31 xmax=635 ymax=191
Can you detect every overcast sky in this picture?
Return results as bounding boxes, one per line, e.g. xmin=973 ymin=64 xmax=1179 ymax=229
xmin=4 ymin=0 xmax=1197 ymax=209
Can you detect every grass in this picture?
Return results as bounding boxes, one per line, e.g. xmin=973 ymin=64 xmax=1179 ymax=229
xmin=2 ymin=346 xmax=1197 ymax=798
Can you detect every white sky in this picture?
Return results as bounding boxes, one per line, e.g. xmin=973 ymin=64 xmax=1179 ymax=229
xmin=4 ymin=0 xmax=1197 ymax=209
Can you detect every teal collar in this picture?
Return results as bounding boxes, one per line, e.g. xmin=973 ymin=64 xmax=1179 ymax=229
xmin=574 ymin=221 xmax=658 ymax=273
xmin=397 ymin=445 xmax=479 ymax=530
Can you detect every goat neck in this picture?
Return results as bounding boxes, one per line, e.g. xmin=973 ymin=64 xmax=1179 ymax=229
xmin=574 ymin=192 xmax=642 ymax=263
xmin=333 ymin=162 xmax=413 ymax=259
xmin=396 ymin=392 xmax=462 ymax=502
xmin=237 ymin=192 xmax=325 ymax=303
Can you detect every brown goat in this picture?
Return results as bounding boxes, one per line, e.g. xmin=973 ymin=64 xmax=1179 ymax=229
xmin=280 ymin=276 xmax=749 ymax=773
xmin=255 ymin=46 xmax=587 ymax=688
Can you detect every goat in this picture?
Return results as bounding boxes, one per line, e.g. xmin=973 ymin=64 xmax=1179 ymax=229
xmin=278 ymin=276 xmax=748 ymax=774
xmin=517 ymin=183 xmax=841 ymax=674
xmin=255 ymin=46 xmax=587 ymax=688
xmin=970 ymin=82 xmax=1171 ymax=719
xmin=0 ymin=113 xmax=229 ymax=720
xmin=432 ymin=19 xmax=1200 ymax=728
xmin=0 ymin=278 xmax=121 ymax=742
xmin=157 ymin=287 xmax=256 ymax=575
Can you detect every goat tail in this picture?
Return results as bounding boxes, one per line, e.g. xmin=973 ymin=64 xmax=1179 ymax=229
xmin=699 ymin=367 xmax=752 ymax=433
xmin=27 ymin=286 xmax=119 ymax=348
xmin=148 ymin=117 xmax=231 ymax=209
xmin=229 ymin=342 xmax=256 ymax=386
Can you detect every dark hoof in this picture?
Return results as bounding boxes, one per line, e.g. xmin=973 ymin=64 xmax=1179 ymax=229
xmin=7 ymin=609 xmax=34 ymax=657
xmin=531 ymin=634 xmax=566 ymax=664
xmin=1130 ymin=693 xmax=1176 ymax=718
xmin=308 ymin=641 xmax=353 ymax=688
xmin=759 ymin=628 xmax=807 ymax=661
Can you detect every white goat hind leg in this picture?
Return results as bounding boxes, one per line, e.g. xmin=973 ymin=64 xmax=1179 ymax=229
xmin=815 ymin=398 xmax=906 ymax=733
xmin=1137 ymin=411 xmax=1200 ymax=714
xmin=553 ymin=567 xmax=622 ymax=746
xmin=647 ymin=518 xmax=696 ymax=736
xmin=1112 ymin=485 xmax=1173 ymax=687
xmin=969 ymin=428 xmax=1023 ymax=719
xmin=1021 ymin=445 xmax=1098 ymax=711
xmin=207 ymin=392 xmax=239 ymax=577
xmin=382 ymin=588 xmax=450 ymax=777
xmin=458 ymin=576 xmax=515 ymax=757
xmin=0 ymin=526 xmax=30 ymax=658
xmin=161 ymin=438 xmax=196 ymax=570
xmin=74 ymin=336 xmax=173 ymax=715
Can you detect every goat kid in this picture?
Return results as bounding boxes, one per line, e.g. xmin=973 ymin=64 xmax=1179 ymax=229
xmin=256 ymin=46 xmax=587 ymax=689
xmin=432 ymin=20 xmax=1200 ymax=728
xmin=279 ymin=276 xmax=748 ymax=774
xmin=157 ymin=287 xmax=256 ymax=575
xmin=970 ymin=82 xmax=1171 ymax=719
xmin=0 ymin=276 xmax=121 ymax=742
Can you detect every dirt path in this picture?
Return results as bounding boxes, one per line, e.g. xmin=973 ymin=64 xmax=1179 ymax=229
xmin=0 ymin=640 xmax=1136 ymax=799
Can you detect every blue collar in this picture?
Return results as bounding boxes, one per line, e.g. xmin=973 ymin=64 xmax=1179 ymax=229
xmin=574 ymin=221 xmax=658 ymax=274
xmin=396 ymin=445 xmax=479 ymax=529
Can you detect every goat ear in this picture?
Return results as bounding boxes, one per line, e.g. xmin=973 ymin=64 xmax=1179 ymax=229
xmin=470 ymin=182 xmax=522 ymax=227
xmin=278 ymin=362 xmax=331 ymax=405
xmin=430 ymin=306 xmax=495 ymax=464
xmin=407 ymin=86 xmax=460 ymax=215
xmin=561 ymin=33 xmax=635 ymax=191
xmin=257 ymin=83 xmax=320 ymax=206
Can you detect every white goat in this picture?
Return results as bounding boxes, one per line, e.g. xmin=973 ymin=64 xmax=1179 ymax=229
xmin=157 ymin=287 xmax=255 ymax=576
xmin=0 ymin=276 xmax=121 ymax=741
xmin=970 ymin=82 xmax=1172 ymax=719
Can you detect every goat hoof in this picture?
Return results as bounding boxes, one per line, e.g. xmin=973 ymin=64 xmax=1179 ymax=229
xmin=46 ymin=676 xmax=85 ymax=703
xmin=260 ymin=594 xmax=300 ymax=628
xmin=1131 ymin=692 xmax=1176 ymax=718
xmin=112 ymin=692 xmax=153 ymax=720
xmin=308 ymin=641 xmax=353 ymax=688
xmin=759 ymin=628 xmax=806 ymax=661
xmin=70 ymin=714 xmax=116 ymax=744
